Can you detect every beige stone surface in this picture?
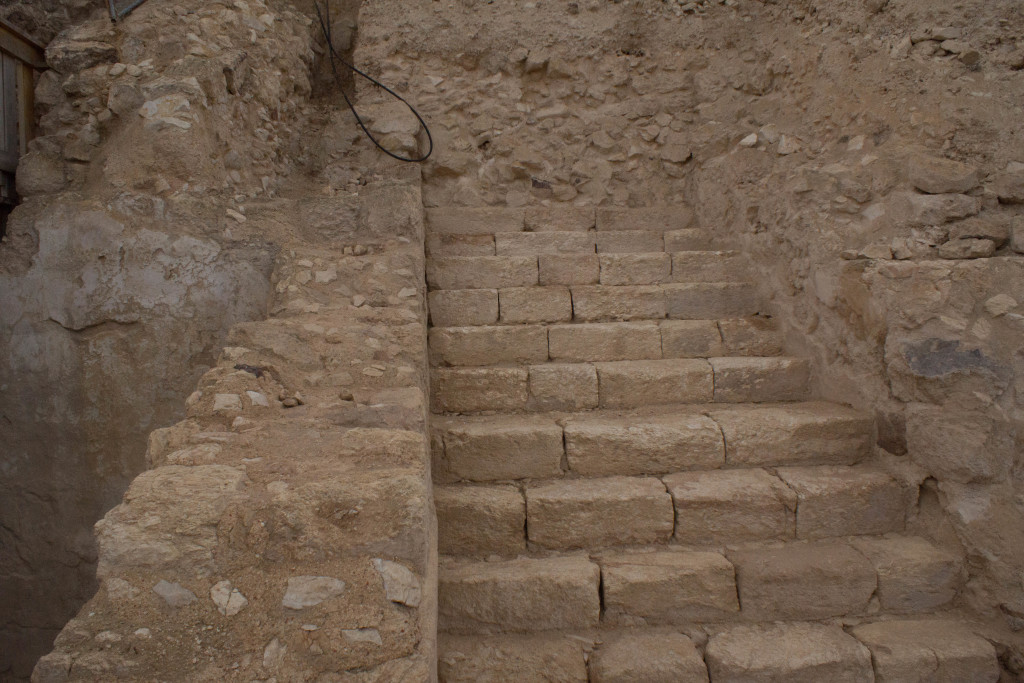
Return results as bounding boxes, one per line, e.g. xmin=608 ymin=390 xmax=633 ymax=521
xmin=438 ymin=415 xmax=563 ymax=481
xmin=427 ymin=233 xmax=496 ymax=257
xmin=429 ymin=289 xmax=499 ymax=327
xmin=596 ymin=359 xmax=714 ymax=408
xmin=590 ymin=632 xmax=709 ymax=683
xmin=850 ymin=620 xmax=1000 ymax=682
xmin=708 ymin=403 xmax=872 ymax=467
xmin=571 ymin=285 xmax=667 ymax=321
xmin=718 ymin=318 xmax=783 ymax=356
xmin=539 ymin=254 xmax=600 ymax=285
xmin=778 ymin=466 xmax=905 ymax=539
xmin=706 ymin=623 xmax=874 ymax=682
xmin=429 ymin=325 xmax=549 ymax=366
xmin=431 ymin=367 xmax=529 ymax=413
xmin=427 ymin=207 xmax=524 ymax=235
xmin=660 ymin=320 xmax=724 ymax=358
xmin=499 ymin=286 xmax=572 ymax=323
xmin=851 ymin=536 xmax=964 ymax=612
xmin=711 ymin=356 xmax=811 ymax=402
xmin=602 ymin=551 xmax=739 ymax=623
xmin=527 ymin=477 xmax=673 ymax=549
xmin=435 ymin=485 xmax=525 ymax=556
xmin=665 ymin=469 xmax=797 ymax=544
xmin=427 ymin=256 xmax=538 ymax=290
xmin=524 ymin=206 xmax=595 ymax=232
xmin=528 ymin=363 xmax=599 ymax=411
xmin=549 ymin=321 xmax=662 ymax=362
xmin=596 ymin=230 xmax=665 ymax=253
xmin=729 ymin=542 xmax=876 ymax=619
xmin=495 ymin=231 xmax=596 ymax=255
xmin=671 ymin=251 xmax=743 ymax=282
xmin=599 ymin=253 xmax=672 ymax=285
xmin=664 ymin=229 xmax=710 ymax=251
xmin=439 ymin=556 xmax=600 ymax=633
xmin=563 ymin=413 xmax=724 ymax=476
xmin=665 ymin=283 xmax=761 ymax=319
xmin=439 ymin=634 xmax=588 ymax=683
xmin=598 ymin=206 xmax=694 ymax=232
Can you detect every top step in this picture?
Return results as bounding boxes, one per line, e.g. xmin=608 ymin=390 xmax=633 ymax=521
xmin=427 ymin=206 xmax=696 ymax=235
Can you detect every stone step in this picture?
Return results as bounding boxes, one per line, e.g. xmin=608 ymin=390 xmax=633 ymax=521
xmin=438 ymin=537 xmax=962 ymax=632
xmin=426 ymin=206 xmax=698 ymax=236
xmin=438 ymin=466 xmax=911 ymax=552
xmin=430 ymin=357 xmax=809 ymax=414
xmin=432 ymin=402 xmax=871 ymax=483
xmin=428 ymin=319 xmax=783 ymax=366
xmin=438 ymin=618 xmax=999 ymax=683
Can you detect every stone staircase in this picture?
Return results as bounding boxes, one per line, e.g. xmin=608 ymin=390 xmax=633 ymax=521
xmin=425 ymin=207 xmax=1000 ymax=682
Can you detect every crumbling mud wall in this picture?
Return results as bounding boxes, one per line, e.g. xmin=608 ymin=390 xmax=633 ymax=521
xmin=356 ymin=0 xmax=1024 ymax=663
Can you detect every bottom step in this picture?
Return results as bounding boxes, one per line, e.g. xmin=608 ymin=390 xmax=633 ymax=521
xmin=438 ymin=620 xmax=1000 ymax=683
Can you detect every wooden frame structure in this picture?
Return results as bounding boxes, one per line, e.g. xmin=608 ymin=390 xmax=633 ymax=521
xmin=0 ymin=17 xmax=44 ymax=212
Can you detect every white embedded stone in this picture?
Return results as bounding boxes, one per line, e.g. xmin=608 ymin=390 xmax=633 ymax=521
xmin=343 ymin=628 xmax=383 ymax=645
xmin=210 ymin=580 xmax=248 ymax=616
xmin=152 ymin=580 xmax=197 ymax=608
xmin=282 ymin=576 xmax=346 ymax=609
xmin=246 ymin=391 xmax=269 ymax=408
xmin=984 ymin=294 xmax=1017 ymax=317
xmin=739 ymin=133 xmax=758 ymax=148
xmin=213 ymin=393 xmax=242 ymax=412
xmin=374 ymin=558 xmax=422 ymax=608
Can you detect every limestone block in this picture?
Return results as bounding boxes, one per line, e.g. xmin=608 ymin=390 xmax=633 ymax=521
xmin=439 ymin=415 xmax=563 ymax=481
xmin=426 ymin=207 xmax=524 ymax=234
xmin=665 ymin=469 xmax=797 ymax=544
xmin=428 ymin=289 xmax=499 ymax=327
xmin=599 ymin=253 xmax=672 ymax=285
xmin=571 ymin=285 xmax=666 ymax=321
xmin=706 ymin=623 xmax=874 ymax=683
xmin=498 ymin=286 xmax=572 ymax=323
xmin=495 ymin=231 xmax=596 ymax=255
xmin=908 ymin=154 xmax=981 ymax=194
xmin=893 ymin=191 xmax=982 ymax=226
xmin=937 ymin=237 xmax=996 ymax=259
xmin=664 ymin=283 xmax=762 ymax=319
xmin=439 ymin=634 xmax=588 ymax=683
xmin=548 ymin=322 xmax=662 ymax=362
xmin=718 ymin=318 xmax=783 ymax=356
xmin=426 ymin=233 xmax=495 ymax=257
xmin=528 ymin=363 xmax=598 ymax=411
xmin=664 ymin=229 xmax=709 ymax=251
xmin=596 ymin=230 xmax=665 ymax=253
xmin=431 ymin=367 xmax=529 ymax=413
xmin=563 ymin=413 xmax=724 ymax=476
xmin=596 ymin=359 xmax=713 ymax=408
xmin=524 ymin=206 xmax=595 ymax=232
xmin=439 ymin=556 xmax=600 ymax=632
xmin=670 ymin=251 xmax=742 ymax=282
xmin=711 ymin=357 xmax=811 ymax=403
xmin=990 ymin=170 xmax=1024 ymax=204
xmin=427 ymin=256 xmax=538 ymax=290
xmin=709 ymin=403 xmax=873 ymax=467
xmin=429 ymin=325 xmax=549 ymax=366
xmin=602 ymin=551 xmax=739 ymax=623
xmin=850 ymin=620 xmax=999 ymax=682
xmin=660 ymin=320 xmax=724 ymax=358
xmin=597 ymin=206 xmax=694 ymax=232
xmin=778 ymin=466 xmax=906 ymax=539
xmin=538 ymin=254 xmax=600 ymax=285
xmin=729 ymin=542 xmax=876 ymax=619
xmin=590 ymin=632 xmax=708 ymax=683
xmin=435 ymin=485 xmax=525 ymax=556
xmin=851 ymin=537 xmax=964 ymax=612
xmin=527 ymin=477 xmax=674 ymax=549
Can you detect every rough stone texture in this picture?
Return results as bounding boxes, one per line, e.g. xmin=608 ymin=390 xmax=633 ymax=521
xmin=599 ymin=253 xmax=672 ymax=285
xmin=778 ymin=466 xmax=906 ymax=539
xmin=538 ymin=254 xmax=600 ymax=285
xmin=431 ymin=367 xmax=529 ymax=413
xmin=435 ymin=415 xmax=562 ymax=482
xmin=711 ymin=357 xmax=811 ymax=402
xmin=549 ymin=322 xmax=662 ymax=362
xmin=527 ymin=363 xmax=599 ymax=411
xmin=590 ymin=632 xmax=709 ymax=683
xmin=429 ymin=289 xmax=499 ymax=327
xmin=439 ymin=634 xmax=588 ymax=683
xmin=660 ymin=320 xmax=724 ymax=357
xmin=851 ymin=537 xmax=964 ymax=612
xmin=601 ymin=551 xmax=740 ymax=623
xmin=706 ymin=623 xmax=874 ymax=682
xmin=499 ymin=286 xmax=572 ymax=323
xmin=427 ymin=256 xmax=538 ymax=290
xmin=664 ymin=283 xmax=762 ymax=319
xmin=850 ymin=620 xmax=1000 ymax=682
xmin=596 ymin=359 xmax=714 ymax=408
xmin=571 ymin=285 xmax=667 ymax=321
xmin=429 ymin=325 xmax=549 ymax=366
xmin=435 ymin=485 xmax=525 ymax=557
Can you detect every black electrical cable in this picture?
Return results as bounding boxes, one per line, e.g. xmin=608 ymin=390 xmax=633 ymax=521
xmin=313 ymin=0 xmax=433 ymax=163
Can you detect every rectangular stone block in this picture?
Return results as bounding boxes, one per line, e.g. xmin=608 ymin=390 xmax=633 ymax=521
xmin=495 ymin=231 xmax=596 ymax=255
xmin=571 ymin=285 xmax=666 ymax=321
xmin=664 ymin=469 xmax=796 ymax=544
xmin=709 ymin=403 xmax=873 ymax=467
xmin=660 ymin=320 xmax=724 ymax=358
xmin=601 ymin=551 xmax=739 ymax=623
xmin=596 ymin=359 xmax=713 ymax=408
xmin=499 ymin=286 xmax=572 ymax=323
xmin=851 ymin=537 xmax=964 ymax=613
xmin=596 ymin=230 xmax=665 ymax=253
xmin=539 ymin=254 xmax=600 ymax=285
xmin=427 ymin=207 xmax=524 ymax=234
xmin=524 ymin=206 xmax=595 ymax=232
xmin=429 ymin=325 xmax=549 ymax=366
xmin=439 ymin=556 xmax=600 ymax=633
xmin=728 ymin=542 xmax=876 ymax=619
xmin=427 ymin=256 xmax=538 ymax=290
xmin=597 ymin=206 xmax=694 ymax=232
xmin=599 ymin=253 xmax=672 ymax=285
xmin=711 ymin=357 xmax=810 ymax=402
xmin=548 ymin=322 xmax=662 ymax=362
xmin=435 ymin=485 xmax=525 ymax=556
xmin=718 ymin=317 xmax=783 ymax=356
xmin=590 ymin=633 xmax=708 ymax=683
xmin=707 ymin=624 xmax=874 ymax=683
xmin=440 ymin=635 xmax=589 ymax=683
xmin=526 ymin=477 xmax=673 ymax=549
xmin=564 ymin=413 xmax=724 ymax=476
xmin=664 ymin=229 xmax=708 ymax=251
xmin=438 ymin=415 xmax=563 ymax=481
xmin=428 ymin=289 xmax=498 ymax=327
xmin=431 ymin=367 xmax=528 ymax=413
xmin=850 ymin=620 xmax=999 ymax=683
xmin=426 ymin=233 xmax=495 ymax=257
xmin=670 ymin=251 xmax=743 ymax=282
xmin=778 ymin=466 xmax=905 ymax=539
xmin=664 ymin=283 xmax=761 ymax=319
xmin=528 ymin=363 xmax=599 ymax=412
